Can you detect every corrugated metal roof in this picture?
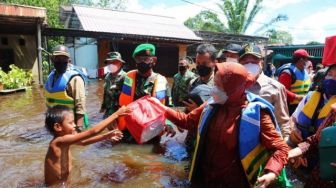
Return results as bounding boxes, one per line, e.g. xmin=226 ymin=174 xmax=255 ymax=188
xmin=72 ymin=5 xmax=201 ymax=41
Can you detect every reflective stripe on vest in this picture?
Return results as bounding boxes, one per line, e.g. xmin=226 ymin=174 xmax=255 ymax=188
xmin=297 ymin=91 xmax=336 ymax=139
xmin=44 ymin=69 xmax=84 ymax=109
xmin=189 ymin=92 xmax=281 ymax=186
xmin=119 ymin=70 xmax=167 ymax=106
xmin=289 ymin=64 xmax=311 ymax=104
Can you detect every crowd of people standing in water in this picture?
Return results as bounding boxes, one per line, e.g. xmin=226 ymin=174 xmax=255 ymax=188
xmin=43 ymin=35 xmax=336 ymax=187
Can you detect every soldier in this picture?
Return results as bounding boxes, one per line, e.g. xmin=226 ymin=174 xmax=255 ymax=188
xmin=100 ymin=52 xmax=126 ymax=119
xmin=171 ymin=57 xmax=197 ymax=107
xmin=118 ymin=43 xmax=173 ymax=143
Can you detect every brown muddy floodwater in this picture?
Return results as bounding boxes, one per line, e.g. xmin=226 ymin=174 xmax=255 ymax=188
xmin=0 ymin=80 xmax=189 ymax=188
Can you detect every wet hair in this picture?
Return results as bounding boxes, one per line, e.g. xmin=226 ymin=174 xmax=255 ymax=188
xmin=45 ymin=105 xmax=72 ymax=135
xmin=196 ymin=43 xmax=218 ymax=61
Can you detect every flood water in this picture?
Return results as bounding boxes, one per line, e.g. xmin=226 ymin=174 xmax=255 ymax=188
xmin=0 ymin=80 xmax=189 ymax=187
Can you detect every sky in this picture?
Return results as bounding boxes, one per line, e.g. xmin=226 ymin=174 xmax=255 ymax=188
xmin=125 ymin=0 xmax=336 ymax=44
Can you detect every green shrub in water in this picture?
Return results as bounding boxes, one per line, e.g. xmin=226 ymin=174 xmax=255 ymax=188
xmin=0 ymin=64 xmax=33 ymax=89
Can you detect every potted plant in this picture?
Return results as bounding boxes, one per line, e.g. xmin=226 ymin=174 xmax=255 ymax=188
xmin=0 ymin=65 xmax=32 ymax=91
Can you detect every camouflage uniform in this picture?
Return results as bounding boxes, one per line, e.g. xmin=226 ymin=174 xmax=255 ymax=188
xmin=134 ymin=72 xmax=171 ymax=105
xmin=171 ymin=70 xmax=196 ymax=106
xmin=101 ymin=70 xmax=126 ymax=118
xmin=122 ymin=71 xmax=171 ymax=143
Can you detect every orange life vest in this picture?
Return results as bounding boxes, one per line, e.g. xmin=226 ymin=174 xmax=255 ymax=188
xmin=118 ymin=70 xmax=167 ymax=130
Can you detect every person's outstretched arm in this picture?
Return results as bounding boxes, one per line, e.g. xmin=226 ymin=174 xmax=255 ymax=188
xmin=58 ymin=106 xmax=131 ymax=146
xmin=78 ymin=129 xmax=123 ymax=146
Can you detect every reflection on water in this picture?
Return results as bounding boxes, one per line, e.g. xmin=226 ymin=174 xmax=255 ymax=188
xmin=0 ymin=80 xmax=189 ymax=187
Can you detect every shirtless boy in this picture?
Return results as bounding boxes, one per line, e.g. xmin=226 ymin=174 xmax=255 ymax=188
xmin=44 ymin=105 xmax=130 ymax=186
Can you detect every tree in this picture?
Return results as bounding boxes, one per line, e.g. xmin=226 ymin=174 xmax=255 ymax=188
xmin=184 ymin=10 xmax=226 ymax=32
xmin=218 ymin=0 xmax=288 ymax=35
xmin=96 ymin=0 xmax=127 ymax=10
xmin=218 ymin=0 xmax=263 ymax=34
xmin=266 ymin=29 xmax=293 ymax=45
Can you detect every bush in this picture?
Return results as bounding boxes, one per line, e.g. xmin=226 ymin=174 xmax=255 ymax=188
xmin=0 ymin=64 xmax=33 ymax=89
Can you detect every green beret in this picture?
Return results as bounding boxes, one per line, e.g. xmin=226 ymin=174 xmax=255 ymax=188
xmin=133 ymin=43 xmax=155 ymax=57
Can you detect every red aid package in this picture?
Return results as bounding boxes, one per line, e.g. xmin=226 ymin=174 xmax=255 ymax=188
xmin=124 ymin=96 xmax=166 ymax=144
xmin=322 ymin=35 xmax=336 ymax=66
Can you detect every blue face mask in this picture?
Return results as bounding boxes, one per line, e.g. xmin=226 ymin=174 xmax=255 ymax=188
xmin=323 ymin=79 xmax=336 ymax=96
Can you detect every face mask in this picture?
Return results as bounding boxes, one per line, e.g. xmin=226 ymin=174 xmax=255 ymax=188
xmin=54 ymin=62 xmax=68 ymax=74
xmin=244 ymin=63 xmax=261 ymax=77
xmin=136 ymin=62 xmax=152 ymax=74
xmin=178 ymin=66 xmax=187 ymax=73
xmin=323 ymin=79 xmax=336 ymax=96
xmin=196 ymin=65 xmax=212 ymax=77
xmin=210 ymin=86 xmax=228 ymax=104
xmin=226 ymin=57 xmax=238 ymax=63
xmin=107 ymin=64 xmax=119 ymax=74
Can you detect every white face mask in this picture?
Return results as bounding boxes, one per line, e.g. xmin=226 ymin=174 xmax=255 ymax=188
xmin=244 ymin=63 xmax=261 ymax=77
xmin=226 ymin=57 xmax=238 ymax=63
xmin=105 ymin=64 xmax=119 ymax=74
xmin=210 ymin=86 xmax=228 ymax=104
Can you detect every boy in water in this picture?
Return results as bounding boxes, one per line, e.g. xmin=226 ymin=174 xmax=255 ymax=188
xmin=44 ymin=105 xmax=130 ymax=186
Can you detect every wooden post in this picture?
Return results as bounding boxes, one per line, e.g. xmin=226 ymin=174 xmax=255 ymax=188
xmin=178 ymin=44 xmax=187 ymax=59
xmin=37 ymin=18 xmax=43 ymax=85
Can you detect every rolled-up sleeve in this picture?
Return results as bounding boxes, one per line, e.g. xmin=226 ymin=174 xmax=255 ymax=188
xmin=165 ymin=104 xmax=204 ymax=130
xmin=260 ymin=110 xmax=289 ymax=176
xmin=278 ymin=72 xmax=296 ymax=102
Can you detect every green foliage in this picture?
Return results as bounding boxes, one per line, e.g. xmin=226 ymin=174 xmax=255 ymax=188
xmin=42 ymin=61 xmax=53 ymax=83
xmin=266 ymin=29 xmax=293 ymax=45
xmin=0 ymin=65 xmax=33 ymax=89
xmin=217 ymin=0 xmax=288 ymax=35
xmin=218 ymin=0 xmax=263 ymax=34
xmin=96 ymin=0 xmax=127 ymax=10
xmin=184 ymin=10 xmax=226 ymax=32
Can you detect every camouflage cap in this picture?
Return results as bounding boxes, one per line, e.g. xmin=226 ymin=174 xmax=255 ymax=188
xmin=239 ymin=44 xmax=262 ymax=59
xmin=132 ymin=43 xmax=156 ymax=57
xmin=52 ymin=45 xmax=70 ymax=58
xmin=104 ymin=52 xmax=125 ymax=64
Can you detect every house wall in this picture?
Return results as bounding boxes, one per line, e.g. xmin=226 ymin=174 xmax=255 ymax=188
xmin=66 ymin=37 xmax=98 ymax=78
xmin=98 ymin=39 xmax=110 ymax=68
xmin=178 ymin=44 xmax=187 ymax=59
xmin=82 ymin=39 xmax=189 ymax=78
xmin=104 ymin=41 xmax=179 ymax=77
xmin=68 ymin=38 xmax=98 ymax=70
xmin=0 ymin=34 xmax=38 ymax=76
